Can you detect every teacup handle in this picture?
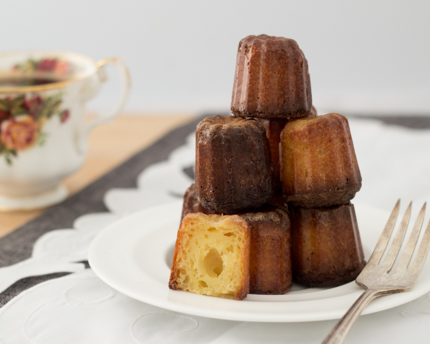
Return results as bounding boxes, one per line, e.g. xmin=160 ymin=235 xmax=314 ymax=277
xmin=78 ymin=57 xmax=131 ymax=153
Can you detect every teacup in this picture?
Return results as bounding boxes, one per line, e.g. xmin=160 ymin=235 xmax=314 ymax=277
xmin=0 ymin=51 xmax=130 ymax=211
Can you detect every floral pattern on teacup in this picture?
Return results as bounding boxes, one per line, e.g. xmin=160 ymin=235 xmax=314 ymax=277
xmin=14 ymin=58 xmax=75 ymax=76
xmin=1 ymin=115 xmax=39 ymax=151
xmin=0 ymin=94 xmax=69 ymax=165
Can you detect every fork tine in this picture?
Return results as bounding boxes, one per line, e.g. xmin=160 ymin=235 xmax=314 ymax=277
xmin=382 ymin=202 xmax=412 ymax=272
xmin=367 ymin=199 xmax=401 ymax=265
xmin=409 ymin=217 xmax=430 ymax=283
xmin=396 ymin=203 xmax=426 ymax=272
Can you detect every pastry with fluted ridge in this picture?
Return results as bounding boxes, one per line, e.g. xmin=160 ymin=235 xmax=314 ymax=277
xmin=280 ymin=113 xmax=361 ymax=208
xmin=196 ymin=115 xmax=273 ymax=213
xmin=289 ymin=203 xmax=365 ymax=287
xmin=258 ymin=106 xmax=317 ymax=191
xmin=240 ymin=207 xmax=292 ymax=294
xmin=169 ymin=213 xmax=251 ymax=300
xmin=231 ymin=34 xmax=312 ymax=119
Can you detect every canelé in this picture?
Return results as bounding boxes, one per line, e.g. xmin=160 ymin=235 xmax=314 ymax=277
xmin=240 ymin=208 xmax=292 ymax=294
xmin=231 ymin=34 xmax=312 ymax=119
xmin=289 ymin=203 xmax=365 ymax=287
xmin=181 ymin=183 xmax=219 ymax=222
xmin=196 ymin=115 xmax=273 ymax=213
xmin=258 ymin=106 xmax=317 ymax=192
xmin=169 ymin=213 xmax=251 ymax=300
xmin=280 ymin=113 xmax=361 ymax=208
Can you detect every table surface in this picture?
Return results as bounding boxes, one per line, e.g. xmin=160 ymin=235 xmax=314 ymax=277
xmin=0 ymin=113 xmax=194 ymax=239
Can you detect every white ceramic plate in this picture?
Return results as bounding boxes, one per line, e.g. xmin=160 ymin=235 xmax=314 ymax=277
xmin=89 ymin=200 xmax=430 ymax=322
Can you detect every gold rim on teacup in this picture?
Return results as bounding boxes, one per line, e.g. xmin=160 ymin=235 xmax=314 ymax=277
xmin=0 ymin=51 xmax=120 ymax=93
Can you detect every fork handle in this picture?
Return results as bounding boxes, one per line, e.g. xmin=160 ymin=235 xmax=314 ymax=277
xmin=322 ymin=289 xmax=381 ymax=344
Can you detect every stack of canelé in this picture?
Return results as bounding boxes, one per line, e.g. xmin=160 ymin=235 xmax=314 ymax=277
xmin=169 ymin=35 xmax=365 ymax=300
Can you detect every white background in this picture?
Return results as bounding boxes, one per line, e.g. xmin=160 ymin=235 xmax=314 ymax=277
xmin=1 ymin=0 xmax=429 ymax=115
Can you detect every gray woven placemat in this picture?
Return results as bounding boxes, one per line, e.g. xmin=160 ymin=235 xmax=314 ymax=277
xmin=0 ymin=113 xmax=429 ymax=307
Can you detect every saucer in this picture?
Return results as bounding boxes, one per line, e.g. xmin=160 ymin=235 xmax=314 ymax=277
xmin=0 ymin=184 xmax=68 ymax=211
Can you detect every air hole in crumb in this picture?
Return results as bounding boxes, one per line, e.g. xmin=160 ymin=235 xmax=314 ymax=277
xmin=199 ymin=280 xmax=208 ymax=288
xmin=226 ymin=245 xmax=233 ymax=252
xmin=224 ymin=232 xmax=235 ymax=237
xmin=213 ymin=266 xmax=223 ymax=276
xmin=207 ymin=227 xmax=216 ymax=232
xmin=203 ymin=248 xmax=224 ymax=278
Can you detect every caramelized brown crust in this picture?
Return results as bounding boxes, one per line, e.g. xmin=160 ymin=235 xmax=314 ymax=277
xmin=290 ymin=203 xmax=365 ymax=287
xmin=169 ymin=213 xmax=250 ymax=300
xmin=257 ymin=118 xmax=289 ymax=191
xmin=258 ymin=106 xmax=317 ymax=192
xmin=280 ymin=113 xmax=361 ymax=208
xmin=181 ymin=183 xmax=220 ymax=222
xmin=267 ymin=193 xmax=289 ymax=213
xmin=240 ymin=208 xmax=292 ymax=294
xmin=195 ymin=115 xmax=273 ymax=213
xmin=231 ymin=34 xmax=312 ymax=119
xmin=181 ymin=183 xmax=289 ymax=217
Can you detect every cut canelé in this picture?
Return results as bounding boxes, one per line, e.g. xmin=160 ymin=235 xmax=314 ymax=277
xmin=180 ymin=186 xmax=292 ymax=295
xmin=169 ymin=213 xmax=251 ymax=300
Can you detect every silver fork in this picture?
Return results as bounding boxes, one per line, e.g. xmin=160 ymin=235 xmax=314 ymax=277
xmin=322 ymin=200 xmax=430 ymax=344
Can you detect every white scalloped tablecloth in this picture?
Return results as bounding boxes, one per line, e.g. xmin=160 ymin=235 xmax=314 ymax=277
xmin=1 ymin=118 xmax=430 ymax=343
